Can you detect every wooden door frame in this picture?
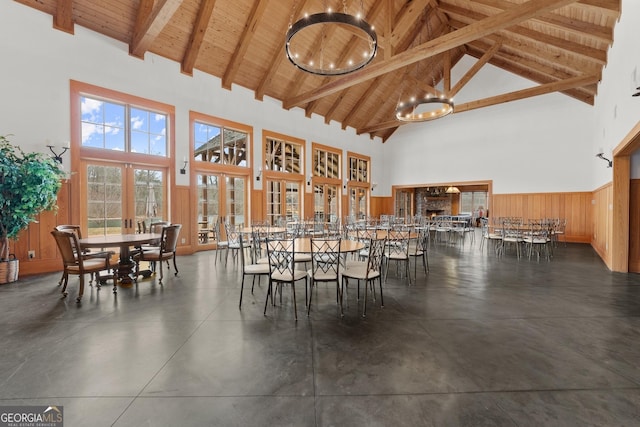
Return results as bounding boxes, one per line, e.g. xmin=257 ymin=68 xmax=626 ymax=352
xmin=611 ymin=120 xmax=640 ymax=272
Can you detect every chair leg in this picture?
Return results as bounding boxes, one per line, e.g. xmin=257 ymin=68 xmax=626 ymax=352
xmin=291 ymin=282 xmax=298 ymax=321
xmin=240 ymin=274 xmax=246 ymax=308
xmin=307 ymin=279 xmax=314 ymax=316
xmin=378 ymin=277 xmax=384 ymax=308
xmin=76 ymin=274 xmax=85 ymax=303
xmin=173 ymin=254 xmax=179 ymax=276
xmin=61 ymin=274 xmax=69 ymax=297
xmin=362 ymin=278 xmax=368 ymax=318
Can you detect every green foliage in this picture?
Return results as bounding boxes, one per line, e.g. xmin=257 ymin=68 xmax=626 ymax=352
xmin=0 ymin=134 xmax=64 ymax=260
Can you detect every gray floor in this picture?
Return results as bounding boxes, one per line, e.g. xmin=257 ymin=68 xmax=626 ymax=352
xmin=1 ymin=235 xmax=640 ymax=426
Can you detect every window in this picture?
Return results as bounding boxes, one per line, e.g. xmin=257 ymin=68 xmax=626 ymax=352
xmin=265 ymin=136 xmax=302 ymax=174
xmin=313 ymin=146 xmax=341 ymax=179
xmin=81 ymin=96 xmax=167 ymax=156
xmin=194 ymin=122 xmax=248 ymax=166
xmin=348 ymin=156 xmax=369 ymax=183
xmin=460 ymin=191 xmax=488 ymax=215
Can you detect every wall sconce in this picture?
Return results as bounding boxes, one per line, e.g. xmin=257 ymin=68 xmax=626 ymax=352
xmin=371 ymin=182 xmax=377 ymax=191
xmin=307 ymin=174 xmax=312 ymax=186
xmin=633 ymin=86 xmax=640 ymax=97
xmin=343 ymin=180 xmax=347 ymax=189
xmin=256 ymin=167 xmax=262 ymax=181
xmin=180 ymin=158 xmax=188 ymax=174
xmin=596 ymin=152 xmax=612 ymax=167
xmin=47 ymin=143 xmax=69 ymax=163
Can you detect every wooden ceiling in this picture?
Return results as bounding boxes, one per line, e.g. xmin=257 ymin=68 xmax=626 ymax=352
xmin=16 ymin=0 xmax=620 ymax=141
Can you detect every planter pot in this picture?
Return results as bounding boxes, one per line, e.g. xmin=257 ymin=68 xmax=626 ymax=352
xmin=0 ymin=256 xmax=19 ymax=284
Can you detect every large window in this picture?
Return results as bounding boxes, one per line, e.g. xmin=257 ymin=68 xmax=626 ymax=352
xmin=81 ymin=96 xmax=167 ymax=156
xmin=194 ymin=122 xmax=248 ymax=166
xmin=191 ymin=112 xmax=252 ymax=245
xmin=347 ymin=152 xmax=370 ymax=219
xmin=72 ymin=81 xmax=174 ymax=235
xmin=313 ymin=146 xmax=341 ymax=179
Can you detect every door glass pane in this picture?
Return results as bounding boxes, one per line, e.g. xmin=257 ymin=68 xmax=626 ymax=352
xmin=350 ymin=187 xmax=368 ymax=220
xmin=286 ymin=182 xmax=300 ymax=221
xmin=327 ymin=184 xmax=338 ymax=223
xmin=196 ymin=174 xmax=220 ymax=244
xmin=86 ymin=165 xmax=123 ymax=236
xmin=267 ymin=180 xmax=282 ymax=225
xmin=314 ymin=184 xmax=325 ymax=222
xmin=226 ymin=176 xmax=246 ymax=227
xmin=134 ymin=169 xmax=165 ymax=231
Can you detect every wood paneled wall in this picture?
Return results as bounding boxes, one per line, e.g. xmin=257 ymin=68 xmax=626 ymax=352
xmin=492 ymin=192 xmax=593 ymax=243
xmin=6 ymin=185 xmax=629 ymax=278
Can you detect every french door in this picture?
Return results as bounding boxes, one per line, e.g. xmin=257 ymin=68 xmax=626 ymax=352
xmin=313 ymin=183 xmax=339 ymax=223
xmin=195 ymin=172 xmax=247 ymax=245
xmin=348 ymin=186 xmax=369 ymax=220
xmin=81 ymin=160 xmax=167 ymax=236
xmin=266 ymin=179 xmax=302 ymax=225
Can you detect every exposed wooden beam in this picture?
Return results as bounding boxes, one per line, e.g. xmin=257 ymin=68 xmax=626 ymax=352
xmin=358 ymin=74 xmax=598 ymax=134
xmin=254 ymin=0 xmax=310 ymax=101
xmin=441 ymin=5 xmax=607 ymax=65
xmin=130 ymin=0 xmax=181 ymax=59
xmin=469 ymin=0 xmax=613 ymax=45
xmin=453 ymin=74 xmax=599 ymax=112
xmin=53 ymin=0 xmax=74 ymax=34
xmin=283 ymin=0 xmax=579 ymax=110
xmin=222 ymin=0 xmax=269 ymax=89
xmin=181 ymin=0 xmax=217 ymax=76
xmin=451 ymin=39 xmax=503 ymax=97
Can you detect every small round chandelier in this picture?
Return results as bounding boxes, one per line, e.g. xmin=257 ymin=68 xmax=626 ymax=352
xmin=285 ymin=7 xmax=377 ymax=76
xmin=395 ymin=95 xmax=454 ymax=122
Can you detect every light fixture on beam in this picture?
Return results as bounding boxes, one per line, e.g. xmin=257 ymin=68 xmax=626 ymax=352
xmin=285 ymin=9 xmax=377 ymax=76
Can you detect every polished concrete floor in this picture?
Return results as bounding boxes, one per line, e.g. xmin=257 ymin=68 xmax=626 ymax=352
xmin=1 ymin=236 xmax=640 ymax=426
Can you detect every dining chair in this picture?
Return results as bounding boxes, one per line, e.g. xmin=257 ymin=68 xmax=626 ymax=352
xmin=51 ymin=229 xmax=118 ymax=302
xmin=383 ymin=229 xmax=411 ymax=284
xmin=307 ymin=237 xmax=341 ymax=316
xmin=340 ymin=237 xmax=386 ymax=318
xmin=500 ymin=219 xmax=524 ymax=258
xmin=408 ymin=226 xmax=430 ymax=277
xmin=213 ymin=220 xmax=228 ymax=264
xmin=522 ymin=220 xmax=552 ymax=261
xmin=133 ymin=224 xmax=182 ymax=283
xmin=53 ymin=224 xmax=95 ymax=285
xmin=238 ymin=234 xmax=271 ymax=308
xmin=264 ymin=238 xmax=308 ymax=321
xmin=223 ymin=221 xmax=242 ymax=266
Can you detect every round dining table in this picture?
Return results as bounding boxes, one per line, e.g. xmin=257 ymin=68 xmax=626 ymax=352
xmin=79 ymin=233 xmax=162 ymax=285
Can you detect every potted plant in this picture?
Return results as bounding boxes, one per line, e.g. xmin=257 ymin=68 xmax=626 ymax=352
xmin=0 ymin=134 xmax=64 ymax=284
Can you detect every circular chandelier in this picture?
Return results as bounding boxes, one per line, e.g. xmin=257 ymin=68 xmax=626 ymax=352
xmin=395 ymin=95 xmax=454 ymax=122
xmin=285 ymin=12 xmax=377 ymax=76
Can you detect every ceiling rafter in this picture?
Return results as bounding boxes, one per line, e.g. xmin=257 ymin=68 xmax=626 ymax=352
xmin=464 ymin=0 xmax=613 ymax=44
xmin=441 ymin=4 xmax=607 ymax=65
xmin=451 ymin=39 xmax=503 ymax=97
xmin=283 ymin=0 xmax=580 ymax=110
xmin=53 ymin=0 xmax=74 ymax=34
xmin=222 ymin=0 xmax=270 ymax=89
xmin=181 ymin=0 xmax=217 ymax=76
xmin=130 ymin=0 xmax=182 ymax=58
xmin=254 ymin=0 xmax=310 ymax=101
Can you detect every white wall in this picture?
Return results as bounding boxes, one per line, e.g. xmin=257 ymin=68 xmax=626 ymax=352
xmin=0 ymin=1 xmax=383 ymax=192
xmin=593 ymin=0 xmax=640 ymax=183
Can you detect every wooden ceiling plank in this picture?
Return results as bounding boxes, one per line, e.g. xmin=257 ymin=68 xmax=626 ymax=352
xmin=451 ymin=39 xmax=502 ymax=97
xmin=468 ymin=0 xmax=613 ymax=44
xmin=130 ymin=0 xmax=182 ymax=58
xmin=442 ymin=5 xmax=607 ymax=65
xmin=283 ymin=0 xmax=580 ymax=109
xmin=389 ymin=0 xmax=430 ymax=49
xmin=54 ymin=0 xmax=74 ymax=34
xmin=577 ymin=0 xmax=621 ymax=18
xmin=255 ymin=0 xmax=310 ymax=101
xmin=455 ymin=73 xmax=599 ymax=112
xmin=222 ymin=0 xmax=270 ymax=89
xmin=181 ymin=0 xmax=217 ymax=76
xmin=341 ymin=76 xmax=384 ymax=130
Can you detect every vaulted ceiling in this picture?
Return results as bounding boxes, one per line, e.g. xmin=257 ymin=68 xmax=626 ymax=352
xmin=15 ymin=0 xmax=621 ymax=141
